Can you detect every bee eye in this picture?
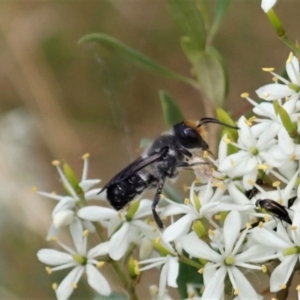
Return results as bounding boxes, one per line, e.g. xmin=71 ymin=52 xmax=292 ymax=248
xmin=173 ymin=122 xmax=208 ymax=149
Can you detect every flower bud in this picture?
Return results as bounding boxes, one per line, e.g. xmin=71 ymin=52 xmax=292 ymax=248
xmin=139 ymin=238 xmax=154 ymax=260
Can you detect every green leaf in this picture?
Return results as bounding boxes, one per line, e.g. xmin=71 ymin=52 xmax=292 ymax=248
xmin=193 ymin=49 xmax=226 ymax=107
xmin=167 ymin=0 xmax=206 ymax=52
xmin=79 ymin=33 xmax=198 ymax=88
xmin=159 ymin=90 xmax=184 ymax=128
xmin=216 ymin=107 xmax=238 ymax=139
xmin=177 ymin=260 xmax=203 ymax=298
xmin=208 ymin=0 xmax=231 ymax=43
xmin=209 ymin=47 xmax=229 ymax=98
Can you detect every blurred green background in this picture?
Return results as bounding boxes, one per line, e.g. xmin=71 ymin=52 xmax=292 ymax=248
xmin=0 ymin=0 xmax=299 ymax=299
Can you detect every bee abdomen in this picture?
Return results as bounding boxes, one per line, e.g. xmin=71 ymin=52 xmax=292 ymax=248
xmin=106 ymin=174 xmax=149 ymax=210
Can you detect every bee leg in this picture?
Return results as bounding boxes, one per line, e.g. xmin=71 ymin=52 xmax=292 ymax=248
xmin=152 ymin=178 xmax=165 ymax=229
xmin=176 ymin=162 xmax=209 ymax=168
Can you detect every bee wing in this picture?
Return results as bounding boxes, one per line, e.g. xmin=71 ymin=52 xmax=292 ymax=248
xmin=99 ymin=151 xmax=165 ymax=193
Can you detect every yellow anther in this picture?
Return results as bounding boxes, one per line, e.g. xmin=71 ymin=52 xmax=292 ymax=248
xmin=96 ymin=261 xmax=105 ymax=268
xmin=50 ymin=236 xmax=58 ymax=242
xmin=82 ymin=153 xmax=90 ymax=160
xmin=183 ymin=184 xmax=189 ymax=192
xmin=246 ymin=222 xmax=252 ymax=229
xmin=291 ymin=226 xmax=297 ymax=231
xmin=248 ymin=116 xmax=256 ymax=123
xmin=290 ymin=154 xmax=296 ymax=161
xmin=264 ymin=215 xmax=270 ymax=222
xmin=285 ymin=96 xmax=290 ymax=102
xmin=230 ymin=159 xmax=235 ymax=168
xmin=184 ymin=198 xmax=190 ymax=205
xmin=263 ymin=92 xmax=270 ymax=98
xmin=198 ymin=268 xmax=204 ymax=274
xmin=155 ymin=237 xmax=161 ymax=244
xmin=278 ymin=199 xmax=283 ymax=205
xmin=262 ymin=67 xmax=275 ymax=72
xmin=223 ymin=137 xmax=231 ymax=144
xmin=280 ymin=284 xmax=287 ymax=290
xmin=31 ymin=186 xmax=37 ymax=192
xmin=234 ymin=289 xmax=240 ymax=295
xmin=287 ymin=52 xmax=294 ymax=63
xmin=160 ymin=194 xmax=165 ymax=199
xmin=208 ymin=229 xmax=215 ymax=236
xmin=241 ymin=92 xmax=249 ymax=98
xmin=259 ymin=221 xmax=264 ymax=228
xmin=71 ymin=282 xmax=78 ymax=289
xmin=257 ymin=164 xmax=269 ymax=170
xmin=83 ymin=229 xmax=89 ymax=237
xmin=203 ymin=150 xmax=208 ymax=158
xmin=272 ymin=76 xmax=278 ymax=82
xmin=247 ymin=179 xmax=255 ymax=186
xmin=244 ymin=119 xmax=252 ymax=126
xmin=51 ymin=160 xmax=61 ymax=166
xmin=272 ymin=181 xmax=281 ymax=187
xmin=188 ymin=292 xmax=196 ymax=298
xmin=214 ymin=214 xmax=221 ymax=220
xmin=296 ymin=285 xmax=300 ymax=291
xmin=52 ymin=283 xmax=58 ymax=291
xmin=45 ymin=267 xmax=52 ymax=274
xmin=262 ymin=264 xmax=267 ymax=273
xmin=271 ymin=298 xmax=277 ymax=300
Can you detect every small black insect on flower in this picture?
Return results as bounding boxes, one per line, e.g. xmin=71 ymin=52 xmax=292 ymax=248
xmin=255 ymin=199 xmax=292 ymax=225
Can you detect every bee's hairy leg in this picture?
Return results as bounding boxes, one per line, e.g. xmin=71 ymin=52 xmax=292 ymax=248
xmin=175 ymin=162 xmax=209 ymax=168
xmin=152 ymin=177 xmax=166 ymax=229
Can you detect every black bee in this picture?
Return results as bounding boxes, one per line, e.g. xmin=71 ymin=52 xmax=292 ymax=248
xmin=99 ymin=117 xmax=238 ymax=228
xmin=255 ymin=199 xmax=292 ymax=225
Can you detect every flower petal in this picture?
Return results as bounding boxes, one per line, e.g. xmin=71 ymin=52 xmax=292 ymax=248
xmin=162 ymin=214 xmax=195 ymax=242
xmin=37 ymin=249 xmax=73 ymax=265
xmin=109 ymin=222 xmax=130 ymax=260
xmin=202 ymin=266 xmax=226 ymax=300
xmin=78 ymin=206 xmax=117 ymax=221
xmin=231 ymin=267 xmax=261 ymax=299
xmin=181 ymin=232 xmax=221 ymax=262
xmin=224 ymin=211 xmax=241 ymax=256
xmin=167 ymin=257 xmax=179 ymax=287
xmin=261 ymin=0 xmax=277 ymax=13
xmin=270 ymin=255 xmax=298 ymax=292
xmin=56 ymin=266 xmax=84 ymax=300
xmin=86 ymin=264 xmax=111 ymax=296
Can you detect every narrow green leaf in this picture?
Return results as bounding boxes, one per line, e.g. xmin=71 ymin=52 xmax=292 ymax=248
xmin=208 ymin=0 xmax=231 ymax=43
xmin=193 ymin=49 xmax=226 ymax=107
xmin=167 ymin=0 xmax=206 ymax=52
xmin=216 ymin=107 xmax=238 ymax=139
xmin=209 ymin=47 xmax=229 ymax=98
xmin=177 ymin=260 xmax=203 ymax=298
xmin=79 ymin=33 xmax=198 ymax=88
xmin=159 ymin=90 xmax=184 ymax=128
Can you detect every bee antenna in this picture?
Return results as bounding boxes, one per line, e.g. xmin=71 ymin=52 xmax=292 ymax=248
xmin=197 ymin=117 xmax=239 ymax=130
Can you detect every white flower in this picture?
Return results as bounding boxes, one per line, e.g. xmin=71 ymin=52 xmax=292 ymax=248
xmin=218 ymin=116 xmax=285 ymax=182
xmin=140 ymin=255 xmax=179 ymax=299
xmin=36 ymin=154 xmax=105 ymax=239
xmin=37 ymin=219 xmax=111 ymax=299
xmin=78 ymin=199 xmax=158 ymax=260
xmin=256 ymin=53 xmax=300 ymax=101
xmin=251 ymin=218 xmax=300 ymax=292
xmin=162 ymin=180 xmax=246 ymax=242
xmin=181 ymin=211 xmax=272 ymax=300
xmin=261 ymin=0 xmax=277 ymax=13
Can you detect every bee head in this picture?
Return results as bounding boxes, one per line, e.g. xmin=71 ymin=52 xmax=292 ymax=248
xmin=173 ymin=118 xmax=238 ymax=151
xmin=173 ymin=121 xmax=209 ymax=150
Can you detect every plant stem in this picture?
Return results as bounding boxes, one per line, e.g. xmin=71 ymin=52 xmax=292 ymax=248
xmin=179 ymin=254 xmax=202 ymax=269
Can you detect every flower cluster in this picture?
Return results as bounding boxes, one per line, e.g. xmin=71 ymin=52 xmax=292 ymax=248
xmin=35 ymin=52 xmax=300 ymax=300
